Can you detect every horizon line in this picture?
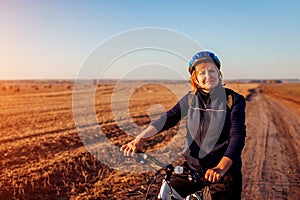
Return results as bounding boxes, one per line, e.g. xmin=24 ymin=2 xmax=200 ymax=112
xmin=0 ymin=78 xmax=299 ymax=82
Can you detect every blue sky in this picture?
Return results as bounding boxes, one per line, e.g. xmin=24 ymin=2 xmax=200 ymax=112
xmin=0 ymin=0 xmax=299 ymax=80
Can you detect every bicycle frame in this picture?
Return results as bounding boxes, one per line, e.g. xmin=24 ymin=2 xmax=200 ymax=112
xmin=158 ymin=178 xmax=209 ymax=200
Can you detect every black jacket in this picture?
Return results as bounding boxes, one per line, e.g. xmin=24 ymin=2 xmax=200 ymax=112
xmin=151 ymin=85 xmax=246 ymax=174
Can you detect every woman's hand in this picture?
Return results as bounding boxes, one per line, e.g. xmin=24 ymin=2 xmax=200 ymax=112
xmin=120 ymin=137 xmax=145 ymax=156
xmin=120 ymin=125 xmax=158 ymax=156
xmin=205 ymin=156 xmax=233 ymax=183
xmin=205 ymin=167 xmax=223 ymax=183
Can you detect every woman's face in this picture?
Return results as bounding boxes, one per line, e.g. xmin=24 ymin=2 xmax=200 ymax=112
xmin=195 ymin=62 xmax=220 ymax=92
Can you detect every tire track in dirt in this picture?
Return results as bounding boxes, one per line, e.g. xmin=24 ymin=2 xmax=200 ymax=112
xmin=242 ymin=86 xmax=300 ymax=200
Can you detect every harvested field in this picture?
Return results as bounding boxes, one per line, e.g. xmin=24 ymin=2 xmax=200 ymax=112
xmin=0 ymin=80 xmax=299 ymax=199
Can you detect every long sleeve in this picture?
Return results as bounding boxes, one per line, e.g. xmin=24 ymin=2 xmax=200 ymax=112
xmin=150 ymin=92 xmax=190 ymax=133
xmin=224 ymin=94 xmax=246 ymax=164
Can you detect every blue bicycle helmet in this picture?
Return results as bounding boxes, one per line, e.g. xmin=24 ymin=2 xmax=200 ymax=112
xmin=188 ymin=51 xmax=221 ymax=75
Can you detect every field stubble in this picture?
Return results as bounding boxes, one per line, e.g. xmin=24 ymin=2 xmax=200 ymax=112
xmin=0 ymin=80 xmax=299 ymax=199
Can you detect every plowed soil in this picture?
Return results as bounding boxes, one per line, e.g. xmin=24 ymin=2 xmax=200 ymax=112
xmin=0 ymin=81 xmax=299 ymax=200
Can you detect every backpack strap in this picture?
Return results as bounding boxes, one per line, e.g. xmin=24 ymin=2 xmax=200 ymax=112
xmin=225 ymin=88 xmax=235 ymax=110
xmin=225 ymin=88 xmax=247 ymax=111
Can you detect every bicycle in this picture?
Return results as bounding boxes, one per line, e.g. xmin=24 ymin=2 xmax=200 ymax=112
xmin=125 ymin=151 xmax=212 ymax=200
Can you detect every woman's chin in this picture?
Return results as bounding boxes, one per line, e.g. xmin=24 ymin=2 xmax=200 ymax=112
xmin=205 ymin=83 xmax=217 ymax=90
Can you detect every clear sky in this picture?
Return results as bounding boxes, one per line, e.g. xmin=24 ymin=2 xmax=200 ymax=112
xmin=0 ymin=0 xmax=299 ymax=80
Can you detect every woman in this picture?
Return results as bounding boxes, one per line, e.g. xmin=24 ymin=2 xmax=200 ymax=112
xmin=121 ymin=51 xmax=246 ymax=200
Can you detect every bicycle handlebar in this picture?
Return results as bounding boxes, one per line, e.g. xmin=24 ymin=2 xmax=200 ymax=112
xmin=134 ymin=151 xmax=167 ymax=168
xmin=123 ymin=150 xmax=211 ymax=184
xmin=122 ymin=150 xmax=212 ymax=199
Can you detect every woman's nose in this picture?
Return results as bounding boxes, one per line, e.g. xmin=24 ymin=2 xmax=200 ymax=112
xmin=203 ymin=70 xmax=210 ymax=78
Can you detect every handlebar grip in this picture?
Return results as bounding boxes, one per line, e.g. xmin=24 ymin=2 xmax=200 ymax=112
xmin=123 ymin=149 xmax=167 ymax=168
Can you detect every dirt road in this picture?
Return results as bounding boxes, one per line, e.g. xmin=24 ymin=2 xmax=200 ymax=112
xmin=242 ymin=86 xmax=300 ymax=199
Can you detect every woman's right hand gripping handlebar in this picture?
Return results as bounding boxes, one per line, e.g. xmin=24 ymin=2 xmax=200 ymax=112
xmin=120 ymin=125 xmax=158 ymax=156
